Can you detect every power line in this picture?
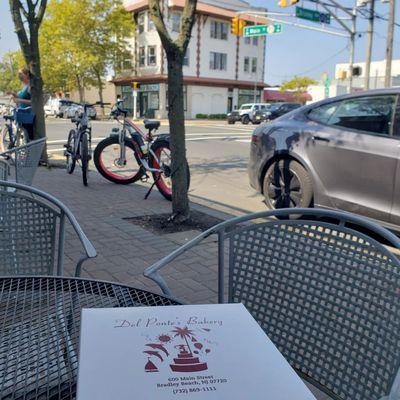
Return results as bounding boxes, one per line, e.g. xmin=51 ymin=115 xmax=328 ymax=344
xmin=268 ymin=45 xmax=349 ymax=78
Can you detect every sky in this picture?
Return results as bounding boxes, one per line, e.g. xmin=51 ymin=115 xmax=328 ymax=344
xmin=0 ymin=0 xmax=398 ymax=85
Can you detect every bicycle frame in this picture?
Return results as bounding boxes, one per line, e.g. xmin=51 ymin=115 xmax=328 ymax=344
xmin=114 ymin=116 xmax=165 ymax=174
xmin=69 ymin=105 xmax=92 ymax=160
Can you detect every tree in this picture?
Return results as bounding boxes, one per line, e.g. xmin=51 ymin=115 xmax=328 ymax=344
xmin=149 ymin=0 xmax=197 ymax=222
xmin=0 ymin=51 xmax=25 ymax=94
xmin=40 ymin=0 xmax=133 ymax=106
xmin=280 ymin=76 xmax=317 ymax=102
xmin=9 ymin=0 xmax=47 ymax=145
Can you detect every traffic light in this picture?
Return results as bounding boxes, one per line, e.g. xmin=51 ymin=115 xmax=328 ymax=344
xmin=278 ymin=0 xmax=299 ymax=6
xmin=238 ymin=19 xmax=246 ymax=36
xmin=231 ymin=17 xmax=246 ymax=36
xmin=231 ymin=17 xmax=239 ymax=35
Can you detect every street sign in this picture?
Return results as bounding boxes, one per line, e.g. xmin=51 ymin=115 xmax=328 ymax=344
xmin=295 ymin=6 xmax=331 ymax=24
xmin=243 ymin=24 xmax=283 ymax=37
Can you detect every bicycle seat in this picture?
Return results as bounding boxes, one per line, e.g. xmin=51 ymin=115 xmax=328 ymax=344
xmin=144 ymin=120 xmax=160 ymax=131
xmin=3 ymin=115 xmax=13 ymax=121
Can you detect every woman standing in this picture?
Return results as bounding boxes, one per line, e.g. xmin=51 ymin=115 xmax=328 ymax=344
xmin=8 ymin=68 xmax=35 ymax=141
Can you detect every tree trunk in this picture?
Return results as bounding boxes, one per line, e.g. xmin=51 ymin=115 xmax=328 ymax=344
xmin=76 ymin=75 xmax=84 ymax=103
xmin=95 ymin=70 xmax=105 ymax=117
xmin=167 ymin=52 xmax=190 ymax=220
xmin=30 ymin=32 xmax=46 ymax=147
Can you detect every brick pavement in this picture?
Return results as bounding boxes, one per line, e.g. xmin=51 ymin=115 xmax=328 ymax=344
xmin=34 ymin=165 xmax=224 ymax=303
xmin=33 ymin=165 xmax=331 ymax=400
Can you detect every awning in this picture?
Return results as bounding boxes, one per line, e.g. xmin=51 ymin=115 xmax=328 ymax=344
xmin=264 ymin=89 xmax=312 ymax=103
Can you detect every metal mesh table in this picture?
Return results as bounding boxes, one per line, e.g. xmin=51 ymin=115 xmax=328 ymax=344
xmin=0 ymin=277 xmax=179 ymax=399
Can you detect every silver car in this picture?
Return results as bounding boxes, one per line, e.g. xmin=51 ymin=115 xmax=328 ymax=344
xmin=248 ymin=88 xmax=400 ymax=230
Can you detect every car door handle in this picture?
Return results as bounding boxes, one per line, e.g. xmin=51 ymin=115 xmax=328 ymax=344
xmin=312 ymin=136 xmax=330 ymax=143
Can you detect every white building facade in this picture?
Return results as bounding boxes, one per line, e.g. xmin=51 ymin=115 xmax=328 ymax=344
xmin=114 ymin=0 xmax=267 ymax=118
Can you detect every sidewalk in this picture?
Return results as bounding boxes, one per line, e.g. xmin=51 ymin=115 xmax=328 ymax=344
xmin=34 ymin=166 xmax=227 ymax=304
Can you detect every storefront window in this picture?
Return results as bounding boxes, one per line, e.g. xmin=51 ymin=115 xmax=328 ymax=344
xmin=238 ymin=89 xmax=261 ymax=107
xmin=121 ymin=85 xmax=134 ymax=115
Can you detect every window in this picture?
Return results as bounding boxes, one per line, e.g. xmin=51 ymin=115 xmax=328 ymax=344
xmin=252 ymin=37 xmax=258 ymax=45
xmin=139 ymin=46 xmax=145 ymax=66
xmin=309 ymin=96 xmax=396 ymax=135
xmin=244 ymin=57 xmax=250 ymax=73
xmin=210 ymin=52 xmax=227 ymax=70
xmin=171 ymin=12 xmax=181 ymax=33
xmin=147 ymin=46 xmax=157 ymax=66
xmin=251 ymin=58 xmax=257 ymax=73
xmin=245 ymin=37 xmax=250 ymax=44
xmin=138 ymin=12 xmax=145 ymax=33
xmin=210 ymin=20 xmax=228 ymax=40
xmin=308 ymin=103 xmax=339 ymax=124
xmin=148 ymin=12 xmax=155 ymax=31
xmin=183 ymin=48 xmax=189 ymax=66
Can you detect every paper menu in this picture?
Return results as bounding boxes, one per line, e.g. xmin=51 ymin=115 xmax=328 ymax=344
xmin=77 ymin=303 xmax=316 ymax=400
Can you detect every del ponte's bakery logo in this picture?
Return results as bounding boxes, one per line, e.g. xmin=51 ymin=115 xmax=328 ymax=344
xmin=114 ymin=316 xmax=222 ymax=374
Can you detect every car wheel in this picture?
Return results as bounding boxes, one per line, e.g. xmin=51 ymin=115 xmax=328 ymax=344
xmin=263 ymin=159 xmax=313 ymax=210
xmin=242 ymin=115 xmax=250 ymax=125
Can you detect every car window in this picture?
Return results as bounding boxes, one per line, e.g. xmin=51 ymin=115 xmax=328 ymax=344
xmin=308 ymin=102 xmax=340 ymax=124
xmin=260 ymin=105 xmax=266 ymax=110
xmin=240 ymin=105 xmax=252 ymax=110
xmin=328 ymin=95 xmax=396 ymax=136
xmin=254 ymin=105 xmax=259 ymax=111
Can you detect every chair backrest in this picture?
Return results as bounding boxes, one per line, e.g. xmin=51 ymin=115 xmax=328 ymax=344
xmin=145 ymin=208 xmax=400 ymax=400
xmin=0 ymin=181 xmax=65 ymax=276
xmin=223 ymin=212 xmax=400 ymax=400
xmin=3 ymin=138 xmax=46 ymax=185
xmin=0 ymin=159 xmax=9 ymax=181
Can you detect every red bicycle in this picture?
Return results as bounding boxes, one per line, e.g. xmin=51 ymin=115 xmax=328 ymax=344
xmin=93 ymin=101 xmax=190 ymax=200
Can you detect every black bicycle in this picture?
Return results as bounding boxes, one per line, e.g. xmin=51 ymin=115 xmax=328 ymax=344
xmin=64 ymin=102 xmax=108 ymax=186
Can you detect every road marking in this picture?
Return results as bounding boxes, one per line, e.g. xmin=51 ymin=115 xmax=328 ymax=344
xmin=47 ymin=137 xmax=105 ymax=144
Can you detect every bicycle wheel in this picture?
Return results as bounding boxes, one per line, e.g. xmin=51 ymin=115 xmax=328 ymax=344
xmin=15 ymin=126 xmax=28 ymax=147
xmin=150 ymin=139 xmax=190 ymax=201
xmin=81 ymin=133 xmax=89 ymax=186
xmin=0 ymin=125 xmax=11 ymax=152
xmin=93 ymin=136 xmax=143 ymax=184
xmin=65 ymin=130 xmax=76 ymax=174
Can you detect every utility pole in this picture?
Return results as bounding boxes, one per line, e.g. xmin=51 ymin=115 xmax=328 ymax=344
xmin=385 ymin=0 xmax=396 ymax=88
xmin=348 ymin=5 xmax=357 ymax=92
xmin=365 ymin=0 xmax=375 ymax=90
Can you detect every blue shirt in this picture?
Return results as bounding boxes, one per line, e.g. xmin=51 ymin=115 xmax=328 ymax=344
xmin=17 ymin=85 xmax=31 ymax=109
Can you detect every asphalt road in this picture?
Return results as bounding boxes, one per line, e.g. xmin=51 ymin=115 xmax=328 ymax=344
xmin=45 ymin=118 xmax=266 ymax=215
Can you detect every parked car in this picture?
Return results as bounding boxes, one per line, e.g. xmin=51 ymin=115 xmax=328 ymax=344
xmin=65 ymin=103 xmax=97 ymax=120
xmin=263 ymin=102 xmax=302 ymax=121
xmin=44 ymin=97 xmax=61 ymax=117
xmin=229 ymin=103 xmax=271 ymax=125
xmin=248 ymin=88 xmax=400 ymax=230
xmin=58 ymin=99 xmax=75 ymax=118
xmin=227 ymin=110 xmax=241 ymax=124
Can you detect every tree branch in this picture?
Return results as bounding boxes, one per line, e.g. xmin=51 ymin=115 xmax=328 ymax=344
xmin=9 ymin=0 xmax=31 ymax=61
xmin=148 ymin=0 xmax=173 ymax=51
xmin=177 ymin=0 xmax=197 ymax=51
xmin=36 ymin=0 xmax=47 ymax=27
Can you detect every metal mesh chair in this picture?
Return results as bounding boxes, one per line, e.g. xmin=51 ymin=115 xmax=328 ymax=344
xmin=0 ymin=159 xmax=9 ymax=181
xmin=0 ymin=180 xmax=96 ymax=276
xmin=144 ymin=208 xmax=400 ymax=400
xmin=0 ymin=137 xmax=46 ymax=185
